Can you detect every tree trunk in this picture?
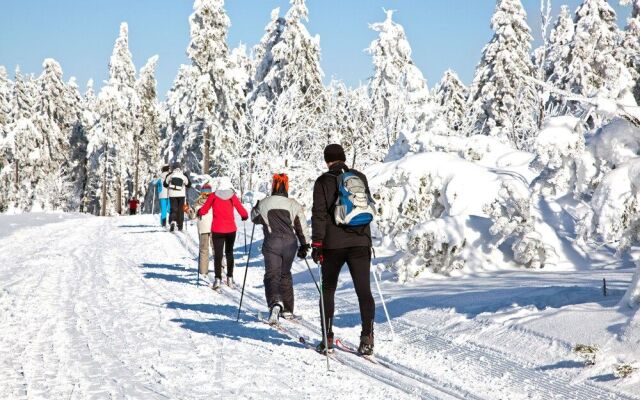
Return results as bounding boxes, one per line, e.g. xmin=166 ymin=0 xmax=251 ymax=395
xmin=134 ymin=140 xmax=140 ymax=197
xmin=116 ymin=177 xmax=122 ymax=216
xmin=100 ymin=145 xmax=107 ymax=217
xmin=203 ymin=125 xmax=210 ymax=174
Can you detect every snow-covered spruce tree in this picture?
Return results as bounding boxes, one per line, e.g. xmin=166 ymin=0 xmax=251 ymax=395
xmin=467 ymin=0 xmax=538 ymax=149
xmin=561 ymin=0 xmax=631 ymax=125
xmin=66 ymin=79 xmax=92 ymax=212
xmin=135 ymin=55 xmax=161 ymax=210
xmin=164 ymin=64 xmax=198 ymax=169
xmin=544 ymin=5 xmax=575 ymax=109
xmin=367 ymin=10 xmax=438 ymax=150
xmin=0 ymin=66 xmax=12 ymax=135
xmin=31 ymin=58 xmax=77 ymax=210
xmin=434 ymin=70 xmax=468 ymax=133
xmin=182 ymin=0 xmax=246 ymax=184
xmin=85 ymin=23 xmax=140 ymax=215
xmin=11 ymin=67 xmax=35 ymax=121
xmin=247 ymin=0 xmax=326 ymax=196
xmin=621 ymin=0 xmax=640 ymax=104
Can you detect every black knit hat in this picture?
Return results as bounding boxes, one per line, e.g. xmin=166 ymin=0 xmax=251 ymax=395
xmin=324 ymin=144 xmax=346 ymax=163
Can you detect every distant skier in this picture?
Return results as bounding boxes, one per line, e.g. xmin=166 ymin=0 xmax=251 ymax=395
xmin=197 ymin=177 xmax=248 ymax=290
xmin=188 ymin=181 xmax=216 ymax=282
xmin=251 ymin=173 xmax=310 ymax=325
xmin=163 ymin=162 xmax=192 ymax=232
xmin=156 ymin=165 xmax=171 ymax=227
xmin=128 ymin=197 xmax=140 ymax=215
xmin=311 ymin=144 xmax=376 ymax=355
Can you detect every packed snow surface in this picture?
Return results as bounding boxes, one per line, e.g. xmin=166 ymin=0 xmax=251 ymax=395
xmin=1 ymin=213 xmax=639 ymax=399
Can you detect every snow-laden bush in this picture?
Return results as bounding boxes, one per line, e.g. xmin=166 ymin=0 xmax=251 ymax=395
xmin=531 ymin=116 xmax=589 ymax=198
xmin=392 ymin=217 xmax=467 ymax=281
xmin=484 ymin=181 xmax=554 ymax=269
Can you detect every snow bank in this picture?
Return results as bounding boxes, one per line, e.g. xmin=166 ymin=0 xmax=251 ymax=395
xmin=367 ymin=151 xmax=542 ymax=280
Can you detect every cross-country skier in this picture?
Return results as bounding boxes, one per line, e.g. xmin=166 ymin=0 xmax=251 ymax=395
xmin=156 ymin=165 xmax=171 ymax=227
xmin=311 ymin=144 xmax=376 ymax=355
xmin=128 ymin=197 xmax=140 ymax=215
xmin=197 ymin=177 xmax=248 ymax=290
xmin=251 ymin=173 xmax=310 ymax=325
xmin=188 ymin=181 xmax=216 ymax=282
xmin=163 ymin=162 xmax=192 ymax=232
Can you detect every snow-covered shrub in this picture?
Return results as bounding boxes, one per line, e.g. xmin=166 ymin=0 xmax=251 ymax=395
xmin=531 ymin=116 xmax=588 ymax=197
xmin=484 ymin=181 xmax=553 ymax=268
xmin=393 ymin=218 xmax=467 ymax=281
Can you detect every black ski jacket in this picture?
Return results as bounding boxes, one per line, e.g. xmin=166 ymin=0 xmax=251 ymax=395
xmin=311 ymin=162 xmax=372 ymax=249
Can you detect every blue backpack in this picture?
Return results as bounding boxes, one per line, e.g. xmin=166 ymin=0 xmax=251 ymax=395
xmin=333 ymin=171 xmax=375 ymax=227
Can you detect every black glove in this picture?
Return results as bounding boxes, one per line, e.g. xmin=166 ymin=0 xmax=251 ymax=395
xmin=297 ymin=244 xmax=311 ymax=259
xmin=311 ymin=242 xmax=323 ymax=264
xmin=241 ymin=216 xmax=248 ymax=221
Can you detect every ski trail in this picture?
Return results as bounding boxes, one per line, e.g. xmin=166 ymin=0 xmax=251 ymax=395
xmin=0 ymin=214 xmax=413 ymax=400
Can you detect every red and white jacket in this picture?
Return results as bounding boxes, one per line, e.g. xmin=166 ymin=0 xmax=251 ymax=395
xmin=198 ymin=189 xmax=248 ymax=234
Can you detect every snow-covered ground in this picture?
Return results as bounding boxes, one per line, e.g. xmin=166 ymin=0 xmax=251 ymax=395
xmin=2 ymin=212 xmax=639 ymax=399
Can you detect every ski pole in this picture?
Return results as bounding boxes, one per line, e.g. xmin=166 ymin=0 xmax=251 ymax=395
xmin=317 ymin=261 xmax=331 ymax=371
xmin=303 ymin=258 xmax=320 ymax=293
xmin=236 ymin=223 xmax=256 ymax=322
xmin=243 ymin=220 xmax=247 ymax=255
xmin=372 ymin=264 xmax=395 ymax=341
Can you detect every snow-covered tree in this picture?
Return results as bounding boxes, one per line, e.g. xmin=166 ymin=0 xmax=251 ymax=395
xmin=135 ymin=55 xmax=161 ymax=207
xmin=182 ymin=0 xmax=246 ymax=182
xmin=544 ymin=5 xmax=575 ymax=110
xmin=249 ymin=0 xmax=326 ymax=119
xmin=467 ymin=0 xmax=538 ymax=149
xmin=0 ymin=66 xmax=12 ymax=134
xmin=11 ymin=67 xmax=35 ymax=121
xmin=621 ymin=0 xmax=640 ymax=104
xmin=367 ymin=10 xmax=437 ymax=148
xmin=85 ymin=23 xmax=140 ymax=215
xmin=561 ymin=0 xmax=631 ymax=124
xmin=434 ymin=70 xmax=468 ymax=133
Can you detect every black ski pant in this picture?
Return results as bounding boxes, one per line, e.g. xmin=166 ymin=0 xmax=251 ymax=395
xmin=320 ymin=246 xmax=375 ymax=337
xmin=169 ymin=197 xmax=185 ymax=230
xmin=212 ymin=232 xmax=236 ymax=279
xmin=262 ymin=237 xmax=297 ymax=312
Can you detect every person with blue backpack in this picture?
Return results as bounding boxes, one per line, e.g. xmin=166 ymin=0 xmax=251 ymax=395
xmin=156 ymin=165 xmax=171 ymax=227
xmin=311 ymin=144 xmax=377 ymax=356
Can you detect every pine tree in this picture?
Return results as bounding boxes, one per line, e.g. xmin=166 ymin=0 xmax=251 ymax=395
xmin=367 ymin=10 xmax=435 ymax=147
xmin=0 ymin=66 xmax=12 ymax=134
xmin=135 ymin=55 xmax=161 ymax=206
xmin=183 ymin=0 xmax=246 ymax=181
xmin=85 ymin=23 xmax=140 ymax=215
xmin=12 ymin=67 xmax=35 ymax=121
xmin=467 ymin=0 xmax=538 ymax=149
xmin=545 ymin=5 xmax=575 ymax=86
xmin=249 ymin=0 xmax=325 ymax=116
xmin=562 ymin=0 xmax=630 ymax=120
xmin=434 ymin=70 xmax=468 ymax=133
xmin=621 ymin=0 xmax=640 ymax=103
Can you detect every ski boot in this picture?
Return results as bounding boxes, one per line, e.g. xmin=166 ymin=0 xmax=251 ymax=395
xmin=212 ymin=278 xmax=222 ymax=291
xmin=281 ymin=310 xmax=295 ymax=320
xmin=170 ymin=221 xmax=176 ymax=232
xmin=357 ymin=334 xmax=374 ymax=356
xmin=268 ymin=303 xmax=283 ymax=325
xmin=226 ymin=277 xmax=234 ymax=289
xmin=315 ymin=336 xmax=334 ymax=354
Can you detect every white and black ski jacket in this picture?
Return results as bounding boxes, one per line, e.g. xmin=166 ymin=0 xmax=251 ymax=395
xmin=252 ymin=194 xmax=309 ymax=246
xmin=163 ymin=168 xmax=191 ymax=198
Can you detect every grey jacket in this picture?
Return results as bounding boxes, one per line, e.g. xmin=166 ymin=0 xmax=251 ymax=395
xmin=252 ymin=194 xmax=309 ymax=245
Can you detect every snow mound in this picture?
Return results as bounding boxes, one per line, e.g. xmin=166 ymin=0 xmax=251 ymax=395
xmin=367 ymin=151 xmax=545 ymax=280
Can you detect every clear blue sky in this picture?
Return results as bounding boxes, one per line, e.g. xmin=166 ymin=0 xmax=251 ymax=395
xmin=0 ymin=0 xmax=630 ymax=97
